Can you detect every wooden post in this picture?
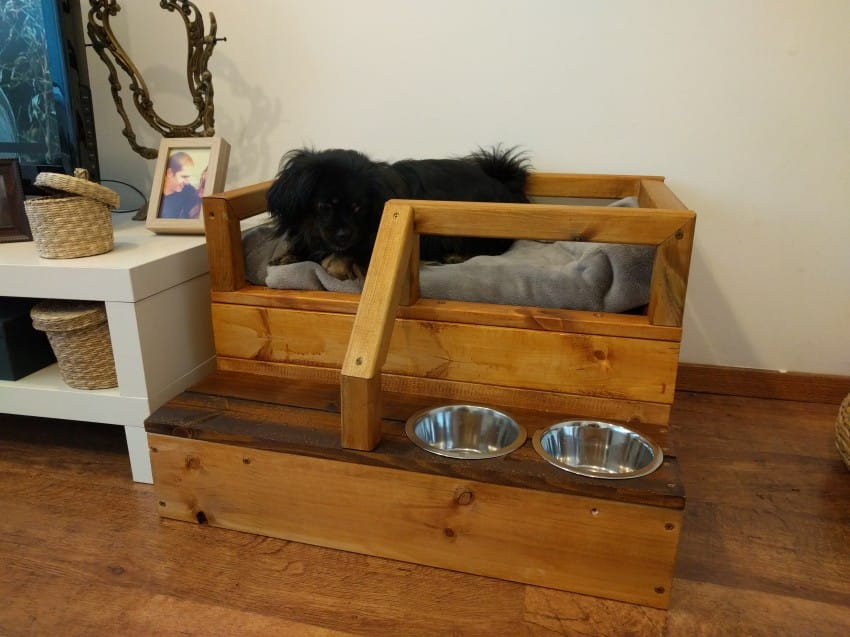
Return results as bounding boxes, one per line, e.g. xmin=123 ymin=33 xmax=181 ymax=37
xmin=340 ymin=204 xmax=415 ymax=450
xmin=202 ymin=180 xmax=273 ymax=292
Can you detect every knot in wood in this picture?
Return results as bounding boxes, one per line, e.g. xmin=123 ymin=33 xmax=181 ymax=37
xmin=455 ymin=490 xmax=475 ymax=506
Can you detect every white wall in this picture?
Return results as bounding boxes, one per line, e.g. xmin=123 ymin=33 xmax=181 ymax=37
xmin=87 ymin=0 xmax=850 ymax=376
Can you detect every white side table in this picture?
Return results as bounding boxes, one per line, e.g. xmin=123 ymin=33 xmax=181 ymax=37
xmin=0 ymin=214 xmax=216 ymax=482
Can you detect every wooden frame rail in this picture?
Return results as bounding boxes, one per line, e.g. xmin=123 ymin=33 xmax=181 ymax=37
xmin=339 ymin=194 xmax=695 ymax=450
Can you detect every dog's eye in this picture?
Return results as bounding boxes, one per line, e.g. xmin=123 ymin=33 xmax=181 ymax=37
xmin=317 ymin=202 xmax=331 ymax=212
xmin=351 ymin=203 xmax=360 ymax=213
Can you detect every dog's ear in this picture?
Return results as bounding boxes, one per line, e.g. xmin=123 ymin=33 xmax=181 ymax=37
xmin=267 ymin=149 xmax=319 ymax=236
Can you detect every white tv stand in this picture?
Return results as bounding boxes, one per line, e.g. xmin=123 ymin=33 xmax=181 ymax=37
xmin=0 ymin=213 xmax=216 ymax=483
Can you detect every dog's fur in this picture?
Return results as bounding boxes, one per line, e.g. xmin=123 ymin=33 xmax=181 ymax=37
xmin=266 ymin=146 xmax=530 ymax=279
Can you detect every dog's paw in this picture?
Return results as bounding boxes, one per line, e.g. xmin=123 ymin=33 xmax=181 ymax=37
xmin=442 ymin=253 xmax=467 ymax=264
xmin=268 ymin=253 xmax=300 ymax=267
xmin=321 ymin=254 xmax=360 ymax=280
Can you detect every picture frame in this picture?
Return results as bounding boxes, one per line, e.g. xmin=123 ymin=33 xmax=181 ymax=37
xmin=0 ymin=158 xmax=31 ymax=243
xmin=146 ymin=136 xmax=230 ymax=235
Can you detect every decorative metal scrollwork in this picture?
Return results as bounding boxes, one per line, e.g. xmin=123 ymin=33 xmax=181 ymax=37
xmin=87 ymin=0 xmax=223 ymax=159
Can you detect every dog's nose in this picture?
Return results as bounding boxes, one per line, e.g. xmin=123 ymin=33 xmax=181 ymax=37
xmin=335 ymin=228 xmax=352 ymax=243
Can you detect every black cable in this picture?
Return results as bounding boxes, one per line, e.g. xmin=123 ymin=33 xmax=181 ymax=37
xmin=99 ymin=178 xmax=149 ymax=214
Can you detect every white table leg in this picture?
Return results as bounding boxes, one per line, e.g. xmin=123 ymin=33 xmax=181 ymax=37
xmin=125 ymin=425 xmax=153 ymax=484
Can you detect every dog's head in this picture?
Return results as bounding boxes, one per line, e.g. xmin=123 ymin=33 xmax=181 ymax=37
xmin=267 ymin=148 xmax=394 ymax=257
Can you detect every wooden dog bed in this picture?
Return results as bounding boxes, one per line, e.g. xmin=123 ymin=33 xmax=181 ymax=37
xmin=145 ymin=172 xmax=695 ymax=608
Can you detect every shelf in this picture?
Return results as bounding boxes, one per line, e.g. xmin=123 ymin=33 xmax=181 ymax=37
xmin=0 ymin=214 xmax=210 ymax=302
xmin=0 ymin=363 xmax=149 ymax=426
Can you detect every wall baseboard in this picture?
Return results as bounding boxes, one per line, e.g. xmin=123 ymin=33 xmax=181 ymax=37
xmin=676 ymin=363 xmax=850 ymax=405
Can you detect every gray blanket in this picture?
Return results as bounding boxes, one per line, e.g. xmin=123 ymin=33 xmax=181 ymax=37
xmin=243 ymin=197 xmax=655 ymax=313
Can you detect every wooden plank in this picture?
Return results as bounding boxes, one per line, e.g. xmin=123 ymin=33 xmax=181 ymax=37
xmin=202 ymin=196 xmax=246 ymax=292
xmin=339 ymin=375 xmax=381 ymax=450
xmin=667 ymin=580 xmax=850 ymax=637
xmin=647 ymin=215 xmax=696 ymax=327
xmin=212 ymin=287 xmax=683 ymax=341
xmin=677 ymin=363 xmax=850 ymax=404
xmin=341 ymin=205 xmax=414 ymax=449
xmin=639 ymin=177 xmax=687 ymax=210
xmin=403 ymin=199 xmax=693 ymax=244
xmin=214 ymin=358 xmax=674 ymax=425
xmin=149 ymin=434 xmax=683 ymax=608
xmin=205 ymin=180 xmax=273 ymax=220
xmin=525 ymin=173 xmax=662 ymax=199
xmin=211 ymin=304 xmax=681 ymax=404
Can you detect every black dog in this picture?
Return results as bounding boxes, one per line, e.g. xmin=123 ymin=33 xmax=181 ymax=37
xmin=266 ymin=146 xmax=530 ymax=279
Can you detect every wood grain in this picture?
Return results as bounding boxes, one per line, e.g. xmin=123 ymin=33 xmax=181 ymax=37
xmin=402 ymin=199 xmax=693 ymax=244
xmin=647 ymin=215 xmax=696 ymax=327
xmin=211 ymin=286 xmax=683 ymax=341
xmin=149 ymin=433 xmax=682 ymax=609
xmin=214 ymin=357 xmax=675 ymax=425
xmin=2 ymin=387 xmax=848 ymax=634
xmin=211 ymin=304 xmax=681 ymax=404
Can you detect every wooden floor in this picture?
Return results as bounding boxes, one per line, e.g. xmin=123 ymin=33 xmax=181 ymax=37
xmin=1 ymin=391 xmax=848 ymax=636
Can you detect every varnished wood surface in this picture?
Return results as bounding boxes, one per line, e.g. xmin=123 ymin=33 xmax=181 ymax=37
xmin=147 ymin=370 xmax=682 ymax=506
xmin=2 ymin=390 xmax=849 ymax=635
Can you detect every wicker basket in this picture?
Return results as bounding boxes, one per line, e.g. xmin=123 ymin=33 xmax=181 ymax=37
xmin=837 ymin=393 xmax=850 ymax=471
xmin=30 ymin=300 xmax=118 ymax=390
xmin=24 ymin=171 xmax=119 ymax=259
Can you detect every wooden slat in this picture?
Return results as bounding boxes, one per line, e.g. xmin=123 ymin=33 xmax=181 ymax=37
xmin=211 ymin=304 xmax=681 ymax=404
xmin=214 ymin=358 xmax=674 ymax=425
xmin=525 ymin=173 xmax=662 ymax=199
xmin=402 ymin=199 xmax=693 ymax=244
xmin=205 ymin=180 xmax=273 ymax=220
xmin=150 ymin=434 xmax=682 ymax=608
xmin=341 ymin=204 xmax=415 ymax=449
xmin=211 ymin=287 xmax=683 ymax=341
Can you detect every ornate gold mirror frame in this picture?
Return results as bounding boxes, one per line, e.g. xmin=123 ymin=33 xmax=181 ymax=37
xmin=87 ymin=0 xmax=223 ymax=159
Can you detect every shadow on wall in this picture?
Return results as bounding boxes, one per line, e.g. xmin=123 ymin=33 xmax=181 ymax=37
xmin=679 ymin=240 xmax=757 ymax=368
xmin=131 ymin=54 xmax=282 ymax=190
xmin=204 ymin=53 xmax=282 ymax=187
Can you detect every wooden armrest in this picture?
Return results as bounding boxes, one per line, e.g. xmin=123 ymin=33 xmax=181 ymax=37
xmin=202 ymin=180 xmax=274 ymax=292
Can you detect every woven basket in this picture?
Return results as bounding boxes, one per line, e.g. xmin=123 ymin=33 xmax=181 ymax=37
xmin=24 ymin=171 xmax=119 ymax=259
xmin=30 ymin=300 xmax=118 ymax=390
xmin=837 ymin=393 xmax=850 ymax=471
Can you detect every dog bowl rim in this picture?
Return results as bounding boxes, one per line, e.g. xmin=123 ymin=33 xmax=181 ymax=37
xmin=404 ymin=403 xmax=528 ymax=460
xmin=532 ymin=419 xmax=664 ymax=480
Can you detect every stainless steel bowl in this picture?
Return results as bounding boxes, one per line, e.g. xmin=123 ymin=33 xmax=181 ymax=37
xmin=532 ymin=420 xmax=663 ymax=479
xmin=405 ymin=405 xmax=527 ymax=459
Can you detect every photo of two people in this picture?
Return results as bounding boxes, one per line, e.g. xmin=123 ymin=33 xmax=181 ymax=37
xmin=158 ymin=148 xmax=210 ymax=219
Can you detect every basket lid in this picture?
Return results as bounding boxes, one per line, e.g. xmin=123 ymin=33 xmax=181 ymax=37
xmin=34 ymin=172 xmax=120 ymax=209
xmin=30 ymin=300 xmax=108 ymax=332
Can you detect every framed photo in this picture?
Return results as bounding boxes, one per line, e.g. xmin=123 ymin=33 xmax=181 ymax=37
xmin=146 ymin=136 xmax=230 ymax=234
xmin=0 ymin=158 xmax=31 ymax=243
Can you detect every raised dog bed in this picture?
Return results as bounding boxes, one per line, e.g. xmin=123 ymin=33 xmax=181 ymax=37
xmin=145 ymin=172 xmax=695 ymax=608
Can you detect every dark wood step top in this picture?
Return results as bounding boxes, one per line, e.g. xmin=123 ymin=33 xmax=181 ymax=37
xmin=145 ymin=370 xmax=684 ymax=510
